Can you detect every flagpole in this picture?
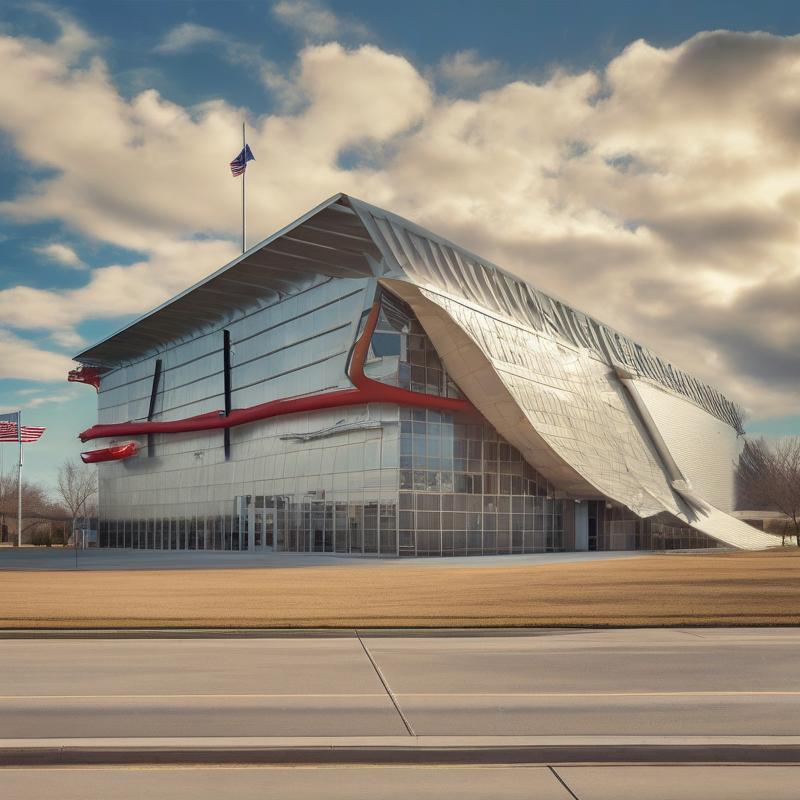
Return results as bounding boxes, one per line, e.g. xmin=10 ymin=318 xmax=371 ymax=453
xmin=17 ymin=409 xmax=22 ymax=547
xmin=242 ymin=121 xmax=246 ymax=254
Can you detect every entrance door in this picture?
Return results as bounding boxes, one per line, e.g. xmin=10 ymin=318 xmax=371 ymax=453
xmin=247 ymin=504 xmax=255 ymax=552
xmin=588 ymin=517 xmax=598 ymax=551
xmin=311 ymin=501 xmax=325 ymax=552
xmin=245 ymin=506 xmax=275 ymax=553
xmin=574 ymin=501 xmax=589 ymax=551
xmin=261 ymin=509 xmax=275 ymax=551
xmin=245 ymin=497 xmax=276 ymax=553
xmin=254 ymin=509 xmax=262 ymax=549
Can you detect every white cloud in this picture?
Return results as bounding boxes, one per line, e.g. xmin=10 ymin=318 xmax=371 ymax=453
xmin=154 ymin=22 xmax=220 ymax=53
xmin=155 ymin=22 xmax=294 ymax=101
xmin=34 ymin=242 xmax=84 ymax=269
xmin=272 ymin=0 xmax=370 ymax=41
xmin=50 ymin=329 xmax=85 ymax=349
xmin=25 ymin=391 xmax=78 ymax=408
xmin=0 ymin=18 xmax=798 ymax=423
xmin=0 ymin=26 xmax=432 ymax=250
xmin=22 ymin=3 xmax=99 ymax=63
xmin=437 ymin=49 xmax=502 ymax=91
xmin=0 ymin=238 xmax=240 ymax=333
xmin=0 ymin=330 xmax=74 ymax=381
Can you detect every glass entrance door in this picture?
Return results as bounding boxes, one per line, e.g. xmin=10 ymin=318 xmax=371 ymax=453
xmin=262 ymin=509 xmax=274 ymax=550
xmin=253 ymin=510 xmax=262 ymax=549
xmin=253 ymin=509 xmax=275 ymax=552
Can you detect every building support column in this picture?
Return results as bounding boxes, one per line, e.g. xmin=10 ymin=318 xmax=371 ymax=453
xmin=223 ymin=330 xmax=232 ymax=460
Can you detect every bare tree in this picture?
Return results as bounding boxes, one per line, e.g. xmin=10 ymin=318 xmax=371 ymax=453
xmin=55 ymin=460 xmax=97 ymax=546
xmin=0 ymin=467 xmax=59 ymax=543
xmin=737 ymin=436 xmax=800 ymax=546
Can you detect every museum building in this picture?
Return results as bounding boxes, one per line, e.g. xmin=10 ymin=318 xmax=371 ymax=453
xmin=69 ymin=194 xmax=776 ymax=555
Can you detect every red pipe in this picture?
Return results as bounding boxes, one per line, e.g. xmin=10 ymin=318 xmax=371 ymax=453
xmin=78 ymin=301 xmax=474 ymax=444
xmin=81 ymin=441 xmax=138 ymax=463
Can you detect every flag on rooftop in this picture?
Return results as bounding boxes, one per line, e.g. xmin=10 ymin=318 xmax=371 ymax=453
xmin=229 ymin=144 xmax=255 ymax=177
xmin=0 ymin=414 xmax=46 ymax=443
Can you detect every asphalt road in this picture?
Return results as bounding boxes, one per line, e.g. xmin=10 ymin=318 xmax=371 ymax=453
xmin=1 ymin=628 xmax=798 ymax=739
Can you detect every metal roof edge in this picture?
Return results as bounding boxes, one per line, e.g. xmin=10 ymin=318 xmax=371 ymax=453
xmin=73 ymin=193 xmax=349 ymax=362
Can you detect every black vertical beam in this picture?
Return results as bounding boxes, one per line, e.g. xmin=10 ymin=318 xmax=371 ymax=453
xmin=146 ymin=359 xmax=162 ymax=458
xmin=223 ymin=330 xmax=232 ymax=460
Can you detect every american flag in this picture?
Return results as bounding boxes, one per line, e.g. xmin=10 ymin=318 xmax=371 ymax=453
xmin=0 ymin=412 xmax=46 ymax=443
xmin=229 ymin=144 xmax=255 ymax=177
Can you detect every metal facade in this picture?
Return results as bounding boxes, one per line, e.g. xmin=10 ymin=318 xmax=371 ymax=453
xmin=74 ymin=194 xmax=775 ymax=553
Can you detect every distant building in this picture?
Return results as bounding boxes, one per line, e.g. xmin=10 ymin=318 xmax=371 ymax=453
xmin=732 ymin=510 xmax=790 ymax=533
xmin=70 ymin=195 xmax=775 ymax=555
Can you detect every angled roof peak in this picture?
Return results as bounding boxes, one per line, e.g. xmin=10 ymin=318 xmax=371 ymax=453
xmin=74 ymin=192 xmax=379 ymax=366
xmin=73 ymin=192 xmax=743 ymax=434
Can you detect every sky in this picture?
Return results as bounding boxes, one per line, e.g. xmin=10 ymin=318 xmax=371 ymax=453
xmin=0 ymin=0 xmax=799 ymax=492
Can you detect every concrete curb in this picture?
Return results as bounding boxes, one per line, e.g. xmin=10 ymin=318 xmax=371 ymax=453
xmin=3 ymin=626 xmax=798 ymax=639
xmin=0 ymin=628 xmax=361 ymax=639
xmin=2 ymin=738 xmax=800 ymax=766
xmin=0 ymin=628 xmax=584 ymax=640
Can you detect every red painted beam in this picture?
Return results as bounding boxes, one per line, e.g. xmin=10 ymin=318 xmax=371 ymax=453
xmin=78 ymin=300 xmax=474 ymax=444
xmin=81 ymin=441 xmax=138 ymax=463
xmin=68 ymin=366 xmax=102 ymax=392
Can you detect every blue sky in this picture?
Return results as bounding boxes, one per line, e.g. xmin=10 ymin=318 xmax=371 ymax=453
xmin=1 ymin=0 xmax=799 ymax=491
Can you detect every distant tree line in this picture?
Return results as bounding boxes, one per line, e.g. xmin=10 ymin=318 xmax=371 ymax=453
xmin=0 ymin=459 xmax=97 ymax=546
xmin=737 ymin=436 xmax=800 ymax=546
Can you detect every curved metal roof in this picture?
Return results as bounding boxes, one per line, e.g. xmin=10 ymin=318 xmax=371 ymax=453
xmin=75 ymin=192 xmax=743 ymax=433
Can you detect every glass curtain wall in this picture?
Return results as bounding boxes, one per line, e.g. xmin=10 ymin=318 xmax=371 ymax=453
xmin=95 ymin=290 xmax=560 ymax=555
xmin=398 ymin=407 xmax=564 ymax=556
xmin=600 ymin=506 xmax=720 ymax=550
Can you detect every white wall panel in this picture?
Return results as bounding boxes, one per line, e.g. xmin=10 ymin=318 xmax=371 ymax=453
xmin=633 ymin=380 xmax=742 ymax=513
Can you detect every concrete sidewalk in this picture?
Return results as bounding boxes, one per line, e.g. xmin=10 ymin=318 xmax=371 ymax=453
xmin=4 ymin=629 xmax=799 ymax=795
xmin=4 ymin=764 xmax=798 ymax=800
xmin=0 ymin=546 xmax=644 ymax=571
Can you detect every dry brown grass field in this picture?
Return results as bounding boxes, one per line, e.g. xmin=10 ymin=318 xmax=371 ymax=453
xmin=1 ymin=549 xmax=799 ymax=629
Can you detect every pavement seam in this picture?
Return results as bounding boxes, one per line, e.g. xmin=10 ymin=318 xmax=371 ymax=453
xmin=355 ymin=631 xmax=415 ymax=737
xmin=548 ymin=765 xmax=581 ymax=799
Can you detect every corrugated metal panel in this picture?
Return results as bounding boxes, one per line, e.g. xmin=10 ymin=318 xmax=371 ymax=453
xmin=347 ymin=196 xmax=744 ymax=434
xmin=671 ymin=485 xmax=780 ymax=550
xmin=632 ymin=379 xmax=742 ymax=513
xmin=393 ymin=282 xmax=678 ymax=518
xmin=75 ymin=192 xmax=743 ymax=439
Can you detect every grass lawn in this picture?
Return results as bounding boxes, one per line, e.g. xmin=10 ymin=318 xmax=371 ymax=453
xmin=1 ymin=549 xmax=799 ymax=629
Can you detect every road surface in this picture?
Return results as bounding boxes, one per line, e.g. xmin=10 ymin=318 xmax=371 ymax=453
xmin=1 ymin=627 xmax=797 ymax=739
